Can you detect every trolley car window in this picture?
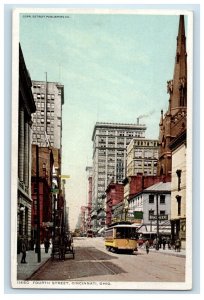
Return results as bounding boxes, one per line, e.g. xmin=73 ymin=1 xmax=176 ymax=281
xmin=105 ymin=229 xmax=113 ymax=237
xmin=116 ymin=227 xmax=137 ymax=239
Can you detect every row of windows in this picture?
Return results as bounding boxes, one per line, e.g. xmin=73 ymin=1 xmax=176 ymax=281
xmin=98 ymin=130 xmax=145 ymax=137
xmin=33 ymin=125 xmax=54 ymax=132
xmin=149 ymin=194 xmax=166 ymax=204
xmin=35 ymin=102 xmax=55 ymax=109
xmin=33 ymin=110 xmax=55 ymax=117
xmin=133 ymin=140 xmax=158 ymax=147
xmin=148 ymin=210 xmax=166 ymax=216
xmin=98 ymin=138 xmax=138 ymax=144
xmin=33 ymin=117 xmax=54 ymax=124
xmin=134 ymin=150 xmax=158 ymax=158
xmin=32 ymin=118 xmax=54 ymax=125
xmin=33 ymin=93 xmax=55 ymax=100
xmin=33 ymin=133 xmax=54 ymax=140
xmin=32 ymin=141 xmax=54 ymax=147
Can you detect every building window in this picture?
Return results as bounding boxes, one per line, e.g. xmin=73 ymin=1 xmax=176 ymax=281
xmin=176 ymin=195 xmax=181 ymax=216
xmin=149 ymin=210 xmax=154 ymax=217
xmin=149 ymin=195 xmax=154 ymax=204
xmin=176 ymin=169 xmax=182 ymax=191
xmin=160 ymin=195 xmax=165 ymax=204
xmin=160 ymin=210 xmax=165 ymax=215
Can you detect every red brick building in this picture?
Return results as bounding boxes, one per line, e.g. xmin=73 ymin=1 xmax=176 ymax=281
xmin=86 ymin=167 xmax=93 ymax=232
xmin=123 ymin=174 xmax=171 ymax=202
xmin=31 ymin=145 xmax=54 ymax=242
xmin=105 ymin=183 xmax=124 ymax=225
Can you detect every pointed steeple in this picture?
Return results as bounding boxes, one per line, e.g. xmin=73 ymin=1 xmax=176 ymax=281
xmin=171 ymin=15 xmax=187 ymax=115
xmin=159 ymin=110 xmax=163 ymax=126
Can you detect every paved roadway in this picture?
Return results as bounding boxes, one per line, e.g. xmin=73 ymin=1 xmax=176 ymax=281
xmin=29 ymin=237 xmax=185 ymax=283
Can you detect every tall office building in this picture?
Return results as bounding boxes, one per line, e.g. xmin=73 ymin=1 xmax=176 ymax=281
xmin=31 ymin=80 xmax=64 ymax=149
xmin=127 ymin=138 xmax=159 ymax=177
xmin=31 ymin=80 xmax=65 ymax=237
xmin=91 ymin=121 xmax=146 ymax=231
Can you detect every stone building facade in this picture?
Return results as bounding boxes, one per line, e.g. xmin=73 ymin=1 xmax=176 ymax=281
xmin=157 ymin=15 xmax=187 ymax=248
xmin=128 ymin=182 xmax=171 ymax=232
xmin=91 ymin=121 xmax=146 ymax=232
xmin=31 ymin=80 xmax=64 ymax=149
xmin=17 ymin=44 xmax=36 ymax=249
xmin=157 ymin=15 xmax=187 ymax=177
xmin=169 ymin=130 xmax=186 ymax=248
xmin=127 ymin=138 xmax=159 ymax=177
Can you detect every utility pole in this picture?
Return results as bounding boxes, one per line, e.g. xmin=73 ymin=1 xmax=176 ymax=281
xmin=36 ymin=145 xmax=41 ymax=262
xmin=156 ymin=193 xmax=159 ymax=250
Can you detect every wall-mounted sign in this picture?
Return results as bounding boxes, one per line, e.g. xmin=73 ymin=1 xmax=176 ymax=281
xmin=149 ymin=214 xmax=168 ymax=221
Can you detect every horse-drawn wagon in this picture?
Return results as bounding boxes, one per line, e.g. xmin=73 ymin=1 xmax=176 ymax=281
xmin=51 ymin=233 xmax=75 ymax=260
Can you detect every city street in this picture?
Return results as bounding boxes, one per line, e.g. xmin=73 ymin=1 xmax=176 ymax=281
xmin=29 ymin=237 xmax=185 ymax=283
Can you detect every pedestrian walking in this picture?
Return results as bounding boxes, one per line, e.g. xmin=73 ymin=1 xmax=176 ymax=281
xmin=153 ymin=238 xmax=157 ymax=249
xmin=20 ymin=239 xmax=27 ymax=264
xmin=145 ymin=240 xmax=150 ymax=254
xmin=162 ymin=238 xmax=166 ymax=250
xmin=167 ymin=237 xmax=171 ymax=249
xmin=175 ymin=238 xmax=181 ymax=252
xmin=44 ymin=238 xmax=50 ymax=253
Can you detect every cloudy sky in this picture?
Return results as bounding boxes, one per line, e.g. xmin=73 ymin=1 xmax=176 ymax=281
xmin=19 ymin=10 xmax=187 ymax=231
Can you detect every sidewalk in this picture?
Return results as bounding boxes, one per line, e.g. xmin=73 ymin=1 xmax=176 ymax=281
xmin=139 ymin=245 xmax=186 ymax=258
xmin=17 ymin=245 xmax=51 ymax=280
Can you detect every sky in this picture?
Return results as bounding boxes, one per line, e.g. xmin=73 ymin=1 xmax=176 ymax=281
xmin=19 ymin=10 xmax=187 ymax=231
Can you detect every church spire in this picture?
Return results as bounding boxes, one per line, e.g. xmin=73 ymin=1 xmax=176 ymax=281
xmin=171 ymin=15 xmax=187 ymax=115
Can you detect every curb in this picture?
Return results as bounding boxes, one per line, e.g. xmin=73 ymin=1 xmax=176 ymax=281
xmin=26 ymin=257 xmax=51 ymax=280
xmin=150 ymin=250 xmax=186 ymax=258
xmin=139 ymin=248 xmax=186 ymax=258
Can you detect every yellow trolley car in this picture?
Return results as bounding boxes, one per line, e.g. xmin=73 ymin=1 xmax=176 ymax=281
xmin=105 ymin=222 xmax=138 ymax=254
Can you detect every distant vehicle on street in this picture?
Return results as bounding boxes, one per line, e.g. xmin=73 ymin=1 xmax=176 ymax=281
xmin=104 ymin=222 xmax=138 ymax=254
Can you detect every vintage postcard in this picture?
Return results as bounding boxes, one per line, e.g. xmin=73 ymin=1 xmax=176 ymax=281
xmin=11 ymin=8 xmax=193 ymax=290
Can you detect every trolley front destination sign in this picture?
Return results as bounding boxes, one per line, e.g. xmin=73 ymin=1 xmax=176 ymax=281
xmin=149 ymin=215 xmax=168 ymax=221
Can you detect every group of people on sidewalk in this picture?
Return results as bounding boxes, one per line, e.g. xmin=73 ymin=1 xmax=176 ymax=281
xmin=144 ymin=237 xmax=181 ymax=254
xmin=18 ymin=232 xmax=74 ymax=264
xmin=18 ymin=236 xmax=51 ymax=264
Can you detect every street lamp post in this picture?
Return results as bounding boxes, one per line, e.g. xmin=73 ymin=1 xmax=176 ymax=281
xmin=124 ymin=206 xmax=128 ymax=221
xmin=150 ymin=209 xmax=153 ymax=232
xmin=36 ymin=145 xmax=41 ymax=263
